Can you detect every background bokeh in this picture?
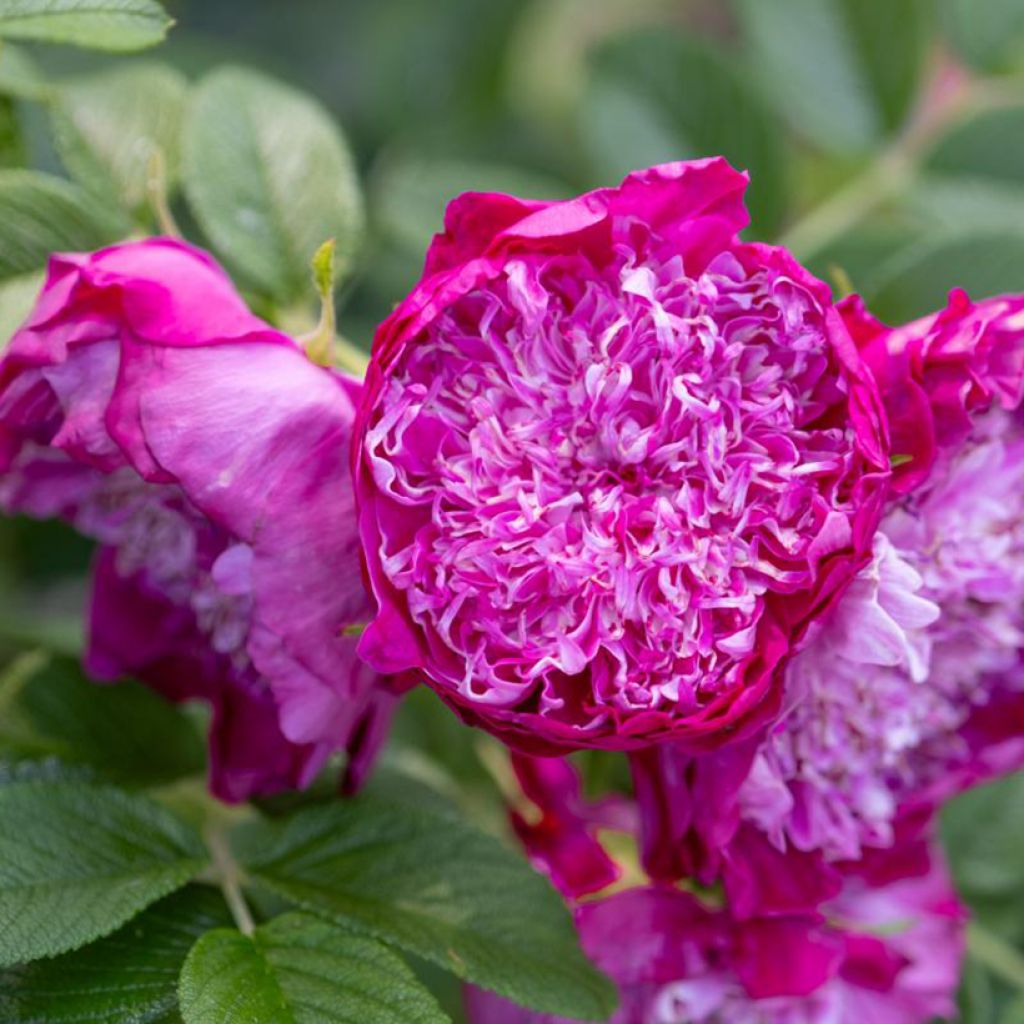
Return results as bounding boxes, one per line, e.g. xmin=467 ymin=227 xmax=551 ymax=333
xmin=4 ymin=2 xmax=1024 ymax=1020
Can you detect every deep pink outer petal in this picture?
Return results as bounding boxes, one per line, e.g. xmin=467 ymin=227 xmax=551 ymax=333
xmin=424 ymin=158 xmax=750 ymax=275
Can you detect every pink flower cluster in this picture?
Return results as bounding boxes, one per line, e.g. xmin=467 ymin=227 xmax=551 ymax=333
xmin=469 ymin=839 xmax=963 ymax=1024
xmin=6 ymin=157 xmax=1024 ymax=1022
xmin=347 ymin=160 xmax=1024 ymax=1021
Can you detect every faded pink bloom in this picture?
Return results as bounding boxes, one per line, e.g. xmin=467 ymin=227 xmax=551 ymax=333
xmin=632 ymin=289 xmax=1024 ymax=887
xmin=0 ymin=239 xmax=392 ymax=800
xmin=353 ymin=159 xmax=889 ymax=754
xmin=466 ymin=839 xmax=963 ymax=1024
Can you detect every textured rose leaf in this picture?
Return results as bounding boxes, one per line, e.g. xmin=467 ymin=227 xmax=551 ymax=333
xmin=0 ymin=171 xmax=125 ymax=280
xmin=235 ymin=799 xmax=618 ymax=1021
xmin=52 ymin=60 xmax=188 ymax=216
xmin=16 ymin=655 xmax=205 ymax=788
xmin=182 ymin=66 xmax=364 ymax=302
xmin=178 ymin=913 xmax=450 ymax=1024
xmin=0 ymin=886 xmax=231 ymax=1023
xmin=0 ymin=782 xmax=206 ymax=967
xmin=0 ymin=0 xmax=172 ymax=52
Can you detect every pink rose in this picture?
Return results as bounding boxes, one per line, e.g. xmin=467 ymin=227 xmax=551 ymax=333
xmin=0 ymin=239 xmax=392 ymax=800
xmin=353 ymin=159 xmax=889 ymax=755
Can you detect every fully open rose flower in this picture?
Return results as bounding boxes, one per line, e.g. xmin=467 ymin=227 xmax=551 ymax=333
xmin=466 ymin=838 xmax=964 ymax=1024
xmin=353 ymin=159 xmax=889 ymax=753
xmin=0 ymin=239 xmax=390 ymax=800
xmin=631 ymin=288 xmax=1024 ymax=890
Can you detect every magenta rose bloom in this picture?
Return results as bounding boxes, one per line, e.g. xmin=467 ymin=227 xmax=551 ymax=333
xmin=353 ymin=159 xmax=889 ymax=754
xmin=466 ymin=840 xmax=964 ymax=1024
xmin=0 ymin=239 xmax=390 ymax=801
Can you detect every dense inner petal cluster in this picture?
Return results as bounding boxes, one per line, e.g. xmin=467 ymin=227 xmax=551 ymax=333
xmin=366 ymin=243 xmax=865 ymax=728
xmin=743 ymin=405 xmax=1024 ymax=861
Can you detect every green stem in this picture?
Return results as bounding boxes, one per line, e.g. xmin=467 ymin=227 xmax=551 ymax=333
xmin=146 ymin=148 xmax=182 ymax=239
xmin=333 ymin=335 xmax=370 ymax=377
xmin=776 ymin=59 xmax=1007 ymax=263
xmin=206 ymin=822 xmax=255 ymax=937
xmin=967 ymin=921 xmax=1024 ymax=992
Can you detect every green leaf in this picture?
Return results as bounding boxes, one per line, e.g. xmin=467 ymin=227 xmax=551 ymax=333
xmin=52 ymin=60 xmax=187 ymax=217
xmin=735 ymin=0 xmax=931 ymax=152
xmin=943 ymin=775 xmax=1024 ymax=906
xmin=0 ymin=781 xmax=206 ymax=966
xmin=0 ymin=0 xmax=172 ymax=52
xmin=384 ymin=686 xmax=505 ymax=824
xmin=865 ymin=230 xmax=1024 ymax=323
xmin=584 ymin=30 xmax=786 ymax=235
xmin=960 ymin=955 xmax=998 ymax=1024
xmin=0 ymin=42 xmax=46 ymax=101
xmin=927 ymin=106 xmax=1024 ymax=186
xmin=0 ymin=97 xmax=24 ymax=167
xmin=236 ymin=799 xmax=617 ymax=1021
xmin=941 ymin=0 xmax=1024 ymax=71
xmin=182 ymin=66 xmax=364 ymax=303
xmin=17 ymin=655 xmax=205 ymax=787
xmin=179 ymin=912 xmax=450 ymax=1024
xmin=0 ymin=170 xmax=124 ymax=281
xmin=905 ymin=176 xmax=1024 ymax=235
xmin=372 ymin=155 xmax=569 ymax=258
xmin=0 ymin=755 xmax=95 ymax=785
xmin=577 ymin=75 xmax=681 ymax=188
xmin=0 ymin=885 xmax=231 ymax=1023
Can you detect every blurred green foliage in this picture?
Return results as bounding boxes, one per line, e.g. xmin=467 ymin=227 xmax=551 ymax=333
xmin=4 ymin=0 xmax=1024 ymax=338
xmin=5 ymin=1 xmax=1024 ymax=1019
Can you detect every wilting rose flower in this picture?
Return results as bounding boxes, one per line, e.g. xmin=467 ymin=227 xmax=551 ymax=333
xmin=353 ymin=159 xmax=889 ymax=754
xmin=0 ymin=239 xmax=390 ymax=801
xmin=466 ymin=840 xmax=964 ymax=1024
xmin=632 ymin=288 xmax=1024 ymax=885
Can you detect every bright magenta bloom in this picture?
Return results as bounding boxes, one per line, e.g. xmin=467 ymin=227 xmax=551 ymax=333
xmin=354 ymin=159 xmax=889 ymax=753
xmin=0 ymin=240 xmax=390 ymax=800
